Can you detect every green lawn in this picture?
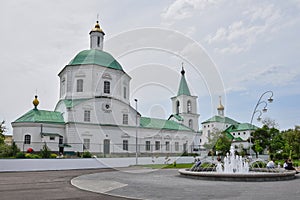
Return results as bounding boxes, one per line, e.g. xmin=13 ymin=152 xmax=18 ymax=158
xmin=138 ymin=163 xmax=194 ymax=169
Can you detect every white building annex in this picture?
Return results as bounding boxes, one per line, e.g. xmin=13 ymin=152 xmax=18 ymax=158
xmin=198 ymin=97 xmax=257 ymax=153
xmin=11 ymin=21 xmax=200 ymax=156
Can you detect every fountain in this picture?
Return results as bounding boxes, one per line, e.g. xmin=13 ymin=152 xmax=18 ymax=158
xmin=179 ymin=146 xmax=296 ymax=181
xmin=216 ymin=145 xmax=249 ymax=174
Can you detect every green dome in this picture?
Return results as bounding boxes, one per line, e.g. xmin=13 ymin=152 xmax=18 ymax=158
xmin=68 ymin=49 xmax=123 ymax=71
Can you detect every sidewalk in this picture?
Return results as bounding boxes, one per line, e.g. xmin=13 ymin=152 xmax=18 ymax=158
xmin=0 ymin=156 xmax=194 ymax=172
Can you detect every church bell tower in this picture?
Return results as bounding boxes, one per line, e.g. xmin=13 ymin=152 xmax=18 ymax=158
xmin=171 ymin=66 xmax=199 ymax=131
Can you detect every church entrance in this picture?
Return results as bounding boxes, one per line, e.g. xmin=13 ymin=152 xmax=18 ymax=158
xmin=103 ymin=139 xmax=110 ymax=155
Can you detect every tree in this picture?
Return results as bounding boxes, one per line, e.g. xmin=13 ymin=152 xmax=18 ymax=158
xmin=262 ymin=117 xmax=279 ymax=129
xmin=0 ymin=120 xmax=6 ymax=144
xmin=214 ymin=133 xmax=231 ymax=156
xmin=204 ymin=129 xmax=232 ymax=156
xmin=282 ymin=128 xmax=300 ymax=159
xmin=40 ymin=143 xmax=51 ymax=158
xmin=269 ymin=133 xmax=285 ymax=155
xmin=250 ymin=125 xmax=271 ymax=158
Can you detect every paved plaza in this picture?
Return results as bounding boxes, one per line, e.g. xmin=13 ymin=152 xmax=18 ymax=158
xmin=72 ymin=168 xmax=300 ymax=200
xmin=0 ymin=166 xmax=299 ymax=200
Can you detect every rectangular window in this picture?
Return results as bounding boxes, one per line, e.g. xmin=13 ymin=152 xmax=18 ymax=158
xmin=123 ymin=140 xmax=128 ymax=151
xmin=145 ymin=141 xmax=151 ymax=151
xmin=166 ymin=141 xmax=170 ymax=151
xmin=104 ymin=81 xmax=110 ymax=94
xmin=175 ymin=142 xmax=179 ymax=151
xmin=49 ymin=136 xmax=55 ymax=141
xmin=24 ymin=135 xmax=31 ymax=144
xmin=83 ymin=138 xmax=90 ymax=150
xmin=155 ymin=141 xmax=160 ymax=151
xmin=77 ymin=79 xmax=83 ymax=92
xmin=84 ymin=110 xmax=91 ymax=122
xmin=123 ymin=114 xmax=128 ymax=125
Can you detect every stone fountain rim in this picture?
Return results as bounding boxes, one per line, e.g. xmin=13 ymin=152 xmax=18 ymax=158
xmin=178 ymin=169 xmax=296 ymax=182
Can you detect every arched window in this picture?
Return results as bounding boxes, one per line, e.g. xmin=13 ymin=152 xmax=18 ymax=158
xmin=187 ymin=100 xmax=192 ymax=113
xmin=188 ymin=119 xmax=193 ymax=129
xmin=76 ymin=79 xmax=83 ymax=92
xmin=24 ymin=134 xmax=31 ymax=144
xmin=123 ymin=87 xmax=127 ymax=99
xmin=176 ymin=101 xmax=180 ymax=114
xmin=104 ymin=81 xmax=110 ymax=94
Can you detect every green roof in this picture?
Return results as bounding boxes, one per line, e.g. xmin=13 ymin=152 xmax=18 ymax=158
xmin=226 ymin=132 xmax=234 ymax=140
xmin=168 ymin=114 xmax=184 ymax=121
xmin=202 ymin=115 xmax=239 ymax=125
xmin=177 ymin=72 xmax=191 ymax=96
xmin=42 ymin=133 xmax=62 ymax=137
xmin=56 ymin=98 xmax=92 ymax=109
xmin=140 ymin=117 xmax=192 ymax=131
xmin=224 ymin=123 xmax=257 ymax=133
xmin=68 ymin=49 xmax=123 ymax=71
xmin=234 ymin=137 xmax=244 ymax=141
xmin=14 ymin=109 xmax=65 ymax=124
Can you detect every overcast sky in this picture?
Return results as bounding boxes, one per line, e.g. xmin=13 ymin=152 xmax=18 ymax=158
xmin=1 ymin=0 xmax=300 ymax=134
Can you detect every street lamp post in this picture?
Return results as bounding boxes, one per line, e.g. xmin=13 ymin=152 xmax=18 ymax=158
xmin=134 ymin=99 xmax=138 ymax=165
xmin=249 ymin=91 xmax=274 ymax=158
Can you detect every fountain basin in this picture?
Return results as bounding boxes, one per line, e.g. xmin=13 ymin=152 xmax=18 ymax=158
xmin=178 ymin=169 xmax=296 ymax=182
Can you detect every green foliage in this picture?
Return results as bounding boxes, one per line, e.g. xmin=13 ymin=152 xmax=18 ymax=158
xmin=40 ymin=143 xmax=51 ymax=158
xmin=250 ymin=161 xmax=266 ymax=168
xmin=25 ymin=153 xmax=41 ymax=159
xmin=82 ymin=151 xmax=92 ymax=158
xmin=0 ymin=144 xmax=13 ymax=157
xmin=140 ymin=163 xmax=193 ymax=169
xmin=16 ymin=152 xmax=26 ymax=158
xmin=11 ymin=142 xmax=20 ymax=157
xmin=200 ymin=162 xmax=216 ymax=168
xmin=214 ymin=132 xmax=231 ymax=155
xmin=251 ymin=125 xmax=271 ymax=158
xmin=50 ymin=153 xmax=58 ymax=158
xmin=203 ymin=130 xmax=223 ymax=151
xmin=0 ymin=121 xmax=6 ymax=144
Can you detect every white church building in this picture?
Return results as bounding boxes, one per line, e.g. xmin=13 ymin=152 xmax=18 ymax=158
xmin=12 ymin=21 xmax=200 ymax=156
xmin=12 ymin=21 xmax=256 ymax=156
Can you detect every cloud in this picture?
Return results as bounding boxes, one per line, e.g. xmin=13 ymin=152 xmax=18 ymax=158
xmin=206 ymin=3 xmax=283 ymax=54
xmin=241 ymin=65 xmax=300 ymax=86
xmin=161 ymin=0 xmax=221 ymax=24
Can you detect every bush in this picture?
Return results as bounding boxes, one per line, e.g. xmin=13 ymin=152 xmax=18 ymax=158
xmin=0 ymin=144 xmax=13 ymax=157
xmin=11 ymin=142 xmax=20 ymax=157
xmin=82 ymin=151 xmax=92 ymax=158
xmin=251 ymin=161 xmax=266 ymax=168
xmin=16 ymin=152 xmax=26 ymax=158
xmin=40 ymin=143 xmax=51 ymax=158
xmin=292 ymin=154 xmax=298 ymax=160
xmin=200 ymin=162 xmax=215 ymax=168
xmin=25 ymin=153 xmax=41 ymax=159
xmin=50 ymin=153 xmax=58 ymax=158
xmin=282 ymin=153 xmax=289 ymax=160
xmin=274 ymin=153 xmax=282 ymax=160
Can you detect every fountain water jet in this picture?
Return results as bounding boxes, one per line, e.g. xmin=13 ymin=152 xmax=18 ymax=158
xmin=216 ymin=146 xmax=249 ymax=174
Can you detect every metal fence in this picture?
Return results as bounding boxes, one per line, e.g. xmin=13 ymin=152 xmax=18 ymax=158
xmin=15 ymin=141 xmax=199 ymax=155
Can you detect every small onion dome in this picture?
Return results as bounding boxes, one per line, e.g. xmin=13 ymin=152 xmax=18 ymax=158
xmin=217 ymin=96 xmax=224 ymax=110
xmin=217 ymin=103 xmax=224 ymax=110
xmin=33 ymin=95 xmax=39 ymax=109
xmin=90 ymin=21 xmax=105 ymax=35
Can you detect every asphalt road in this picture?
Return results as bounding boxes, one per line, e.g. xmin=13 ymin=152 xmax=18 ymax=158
xmin=0 ymin=169 xmax=133 ymax=200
